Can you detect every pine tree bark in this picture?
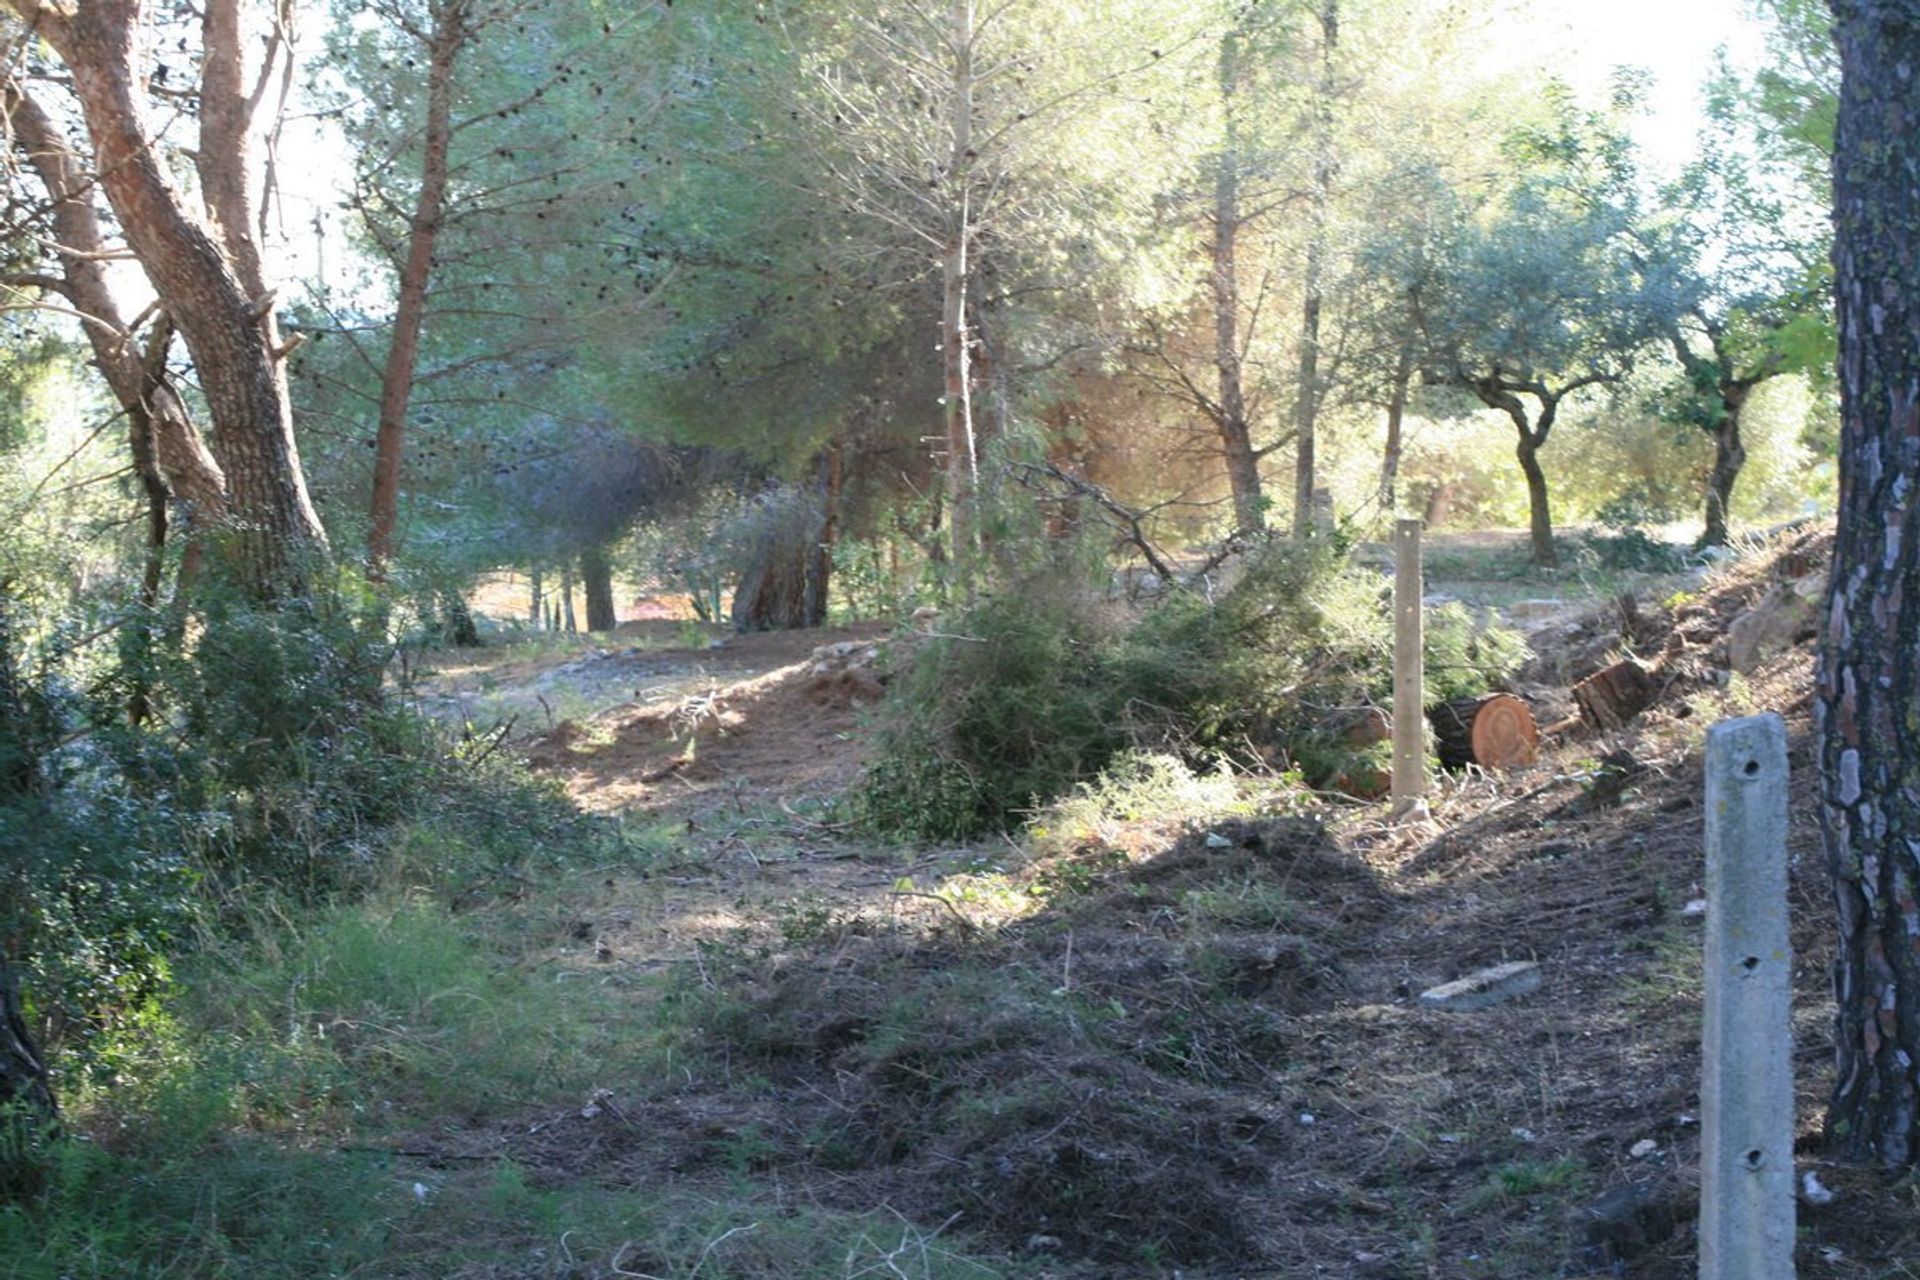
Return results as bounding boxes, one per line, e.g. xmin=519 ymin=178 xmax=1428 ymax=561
xmin=368 ymin=0 xmax=467 ymax=577
xmin=939 ymin=0 xmax=978 ymax=565
xmin=1 ymin=80 xmax=227 ymax=528
xmin=11 ymin=0 xmax=327 ymax=594
xmin=581 ymin=546 xmax=617 ymax=633
xmin=1290 ymin=0 xmax=1338 ymax=538
xmin=1212 ymin=27 xmax=1264 ymax=534
xmin=1818 ymin=0 xmax=1920 ymax=1169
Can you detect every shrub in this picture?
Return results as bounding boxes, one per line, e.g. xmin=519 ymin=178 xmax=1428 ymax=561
xmin=1 ymin=583 xmax=615 ymax=1119
xmin=857 ymin=586 xmax=1126 ymax=840
xmin=856 ymin=541 xmax=1526 ymax=838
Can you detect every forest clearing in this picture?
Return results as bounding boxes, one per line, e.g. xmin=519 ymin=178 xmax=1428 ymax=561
xmin=2 ymin=0 xmax=1919 ymax=1276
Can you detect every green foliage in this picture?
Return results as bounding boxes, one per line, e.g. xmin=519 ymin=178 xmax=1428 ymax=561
xmin=856 ymin=586 xmax=1127 ymax=840
xmin=0 ymin=575 xmax=615 ymax=1114
xmin=856 ymin=541 xmax=1526 ymax=838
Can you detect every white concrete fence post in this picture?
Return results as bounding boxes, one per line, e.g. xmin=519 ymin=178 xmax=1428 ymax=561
xmin=1390 ymin=518 xmax=1429 ymax=824
xmin=1699 ymin=712 xmax=1794 ymax=1280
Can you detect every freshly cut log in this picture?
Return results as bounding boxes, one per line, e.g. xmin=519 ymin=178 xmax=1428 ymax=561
xmin=1572 ymin=658 xmax=1658 ymax=732
xmin=1429 ymin=693 xmax=1539 ymax=770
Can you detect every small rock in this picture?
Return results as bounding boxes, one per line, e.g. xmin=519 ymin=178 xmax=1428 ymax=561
xmin=1298 ymin=1113 xmax=1316 ymax=1126
xmin=1204 ymin=832 xmax=1233 ymax=849
xmin=1727 ymin=585 xmax=1819 ymax=673
xmin=1630 ymin=1138 xmax=1659 ymax=1159
xmin=1801 ymin=1170 xmax=1837 ymax=1205
xmin=1575 ymin=1181 xmax=1682 ymax=1268
xmin=1511 ymin=1127 xmax=1537 ymax=1144
xmin=1682 ymin=897 xmax=1708 ymax=918
xmin=1025 ymin=1234 xmax=1061 ymax=1253
xmin=1437 ymin=1132 xmax=1463 ymax=1145
xmin=1418 ymin=960 xmax=1543 ymax=1011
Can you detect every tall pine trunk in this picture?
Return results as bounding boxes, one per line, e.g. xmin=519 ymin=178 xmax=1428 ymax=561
xmin=46 ymin=0 xmax=326 ymax=594
xmin=368 ymin=3 xmax=466 ymax=577
xmin=581 ymin=547 xmax=617 ymax=633
xmin=939 ymin=0 xmax=978 ymax=564
xmin=1213 ymin=27 xmax=1263 ymax=533
xmin=1290 ymin=0 xmax=1338 ymax=538
xmin=1819 ymin=0 xmax=1920 ymax=1169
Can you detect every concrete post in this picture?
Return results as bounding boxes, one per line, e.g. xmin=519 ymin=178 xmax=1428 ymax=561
xmin=1699 ymin=712 xmax=1794 ymax=1280
xmin=1390 ymin=518 xmax=1429 ymax=823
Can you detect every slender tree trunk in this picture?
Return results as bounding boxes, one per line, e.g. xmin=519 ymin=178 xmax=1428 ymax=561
xmin=940 ymin=0 xmax=978 ymax=564
xmin=581 ymin=546 xmax=617 ymax=633
xmin=35 ymin=0 xmax=326 ymax=594
xmin=368 ymin=2 xmax=466 ymax=577
xmin=1291 ymin=0 xmax=1338 ymax=538
xmin=1699 ymin=395 xmax=1749 ymax=548
xmin=1516 ymin=433 xmax=1556 ymax=568
xmin=1212 ymin=28 xmax=1264 ymax=534
xmin=127 ymin=321 xmax=177 ymax=725
xmin=1379 ymin=332 xmax=1415 ymax=513
xmin=806 ymin=443 xmax=842 ymax=623
xmin=528 ymin=565 xmax=543 ymax=629
xmin=560 ymin=565 xmax=577 ymax=634
xmin=1819 ymin=0 xmax=1920 ymax=1170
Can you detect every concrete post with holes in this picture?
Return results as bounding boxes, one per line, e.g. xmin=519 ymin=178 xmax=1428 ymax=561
xmin=1390 ymin=519 xmax=1430 ymax=824
xmin=1699 ymin=712 xmax=1794 ymax=1280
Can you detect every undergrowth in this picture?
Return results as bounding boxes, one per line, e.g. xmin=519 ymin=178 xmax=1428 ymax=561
xmin=857 ymin=540 xmax=1526 ymax=838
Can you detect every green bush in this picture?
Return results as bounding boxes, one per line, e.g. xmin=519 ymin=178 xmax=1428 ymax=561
xmin=856 ymin=541 xmax=1527 ymax=838
xmin=857 ymin=588 xmax=1127 ymax=840
xmin=0 ymin=584 xmax=616 ymax=1124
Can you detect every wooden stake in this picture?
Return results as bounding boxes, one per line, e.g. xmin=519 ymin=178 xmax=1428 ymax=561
xmin=1700 ymin=712 xmax=1794 ymax=1280
xmin=1390 ymin=518 xmax=1429 ymax=823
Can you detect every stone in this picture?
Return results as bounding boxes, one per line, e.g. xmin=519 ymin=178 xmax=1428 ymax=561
xmin=1417 ymin=960 xmax=1542 ymax=1011
xmin=1575 ymin=1181 xmax=1683 ymax=1269
xmin=1726 ymin=585 xmax=1819 ymax=673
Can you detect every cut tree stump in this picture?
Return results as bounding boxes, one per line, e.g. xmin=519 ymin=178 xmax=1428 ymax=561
xmin=1572 ymin=658 xmax=1658 ymax=732
xmin=1429 ymin=693 xmax=1539 ymax=770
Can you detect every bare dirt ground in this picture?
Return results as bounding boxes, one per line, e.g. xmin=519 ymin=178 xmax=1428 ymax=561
xmin=518 ymin=622 xmax=891 ymax=818
xmin=400 ymin=532 xmax=1907 ymax=1279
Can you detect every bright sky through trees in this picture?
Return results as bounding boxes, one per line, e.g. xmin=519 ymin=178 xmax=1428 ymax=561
xmin=1526 ymin=0 xmax=1766 ymax=172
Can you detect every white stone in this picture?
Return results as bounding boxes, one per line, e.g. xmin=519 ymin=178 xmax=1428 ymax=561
xmin=1417 ymin=960 xmax=1542 ymax=1011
